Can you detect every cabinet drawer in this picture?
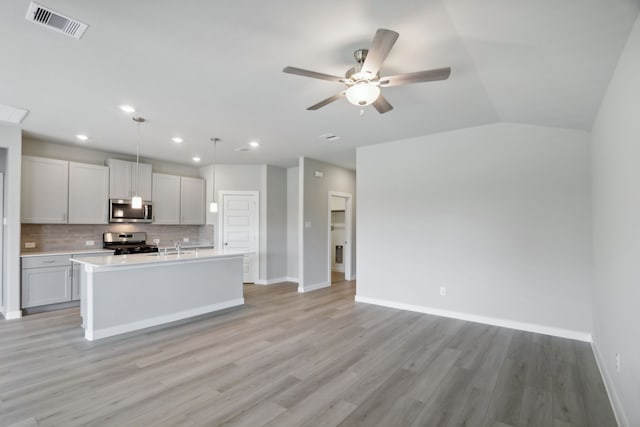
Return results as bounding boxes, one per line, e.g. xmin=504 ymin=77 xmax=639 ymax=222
xmin=22 ymin=255 xmax=70 ymax=269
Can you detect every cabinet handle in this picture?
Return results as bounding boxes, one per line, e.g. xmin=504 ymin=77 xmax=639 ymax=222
xmin=42 ymin=260 xmax=55 ymax=264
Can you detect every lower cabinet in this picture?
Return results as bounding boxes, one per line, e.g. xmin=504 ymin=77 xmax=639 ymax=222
xmin=21 ymin=252 xmax=108 ymax=309
xmin=21 ymin=255 xmax=72 ymax=308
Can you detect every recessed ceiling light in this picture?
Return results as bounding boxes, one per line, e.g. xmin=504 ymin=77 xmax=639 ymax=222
xmin=248 ymin=141 xmax=260 ymax=148
xmin=119 ymin=105 xmax=136 ymax=113
xmin=192 ymin=156 xmax=201 ymax=162
xmin=172 ymin=137 xmax=183 ymax=143
xmin=75 ymin=134 xmax=89 ymax=141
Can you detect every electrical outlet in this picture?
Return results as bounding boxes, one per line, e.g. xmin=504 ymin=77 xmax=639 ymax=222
xmin=183 ymin=237 xmax=189 ymax=242
xmin=153 ymin=239 xmax=160 ymax=244
xmin=616 ymin=353 xmax=621 ymax=373
xmin=85 ymin=240 xmax=94 ymax=246
xmin=439 ymin=286 xmax=447 ymax=297
xmin=24 ymin=242 xmax=36 ymax=249
xmin=305 ymin=221 xmax=311 ymax=229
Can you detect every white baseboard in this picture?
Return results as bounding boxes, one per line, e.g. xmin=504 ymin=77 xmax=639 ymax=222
xmin=1 ymin=310 xmax=22 ymax=320
xmin=298 ymin=281 xmax=330 ymax=293
xmin=286 ymin=277 xmax=299 ymax=283
xmin=354 ymin=295 xmax=592 ymax=342
xmin=591 ymin=337 xmax=629 ymax=427
xmin=254 ymin=277 xmax=291 ymax=286
xmin=87 ymin=298 xmax=245 ymax=341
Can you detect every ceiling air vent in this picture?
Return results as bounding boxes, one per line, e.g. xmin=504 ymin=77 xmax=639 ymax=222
xmin=26 ymin=2 xmax=88 ymax=39
xmin=319 ymin=133 xmax=340 ymax=142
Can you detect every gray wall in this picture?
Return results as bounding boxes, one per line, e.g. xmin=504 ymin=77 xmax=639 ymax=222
xmin=286 ymin=167 xmax=299 ymax=281
xmin=23 ymin=138 xmax=201 ymax=177
xmin=199 ymin=163 xmax=288 ymax=284
xmin=0 ymin=122 xmax=22 ymax=319
xmin=300 ymin=157 xmax=356 ymax=291
xmin=356 ymin=123 xmax=592 ymax=336
xmin=265 ymin=166 xmax=287 ymax=281
xmin=591 ymin=14 xmax=640 ymax=427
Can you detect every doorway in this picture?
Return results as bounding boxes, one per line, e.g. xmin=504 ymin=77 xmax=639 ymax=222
xmin=218 ymin=191 xmax=259 ymax=283
xmin=328 ymin=192 xmax=352 ymax=284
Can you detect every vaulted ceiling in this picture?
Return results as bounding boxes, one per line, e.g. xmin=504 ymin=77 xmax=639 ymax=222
xmin=1 ymin=0 xmax=638 ymax=169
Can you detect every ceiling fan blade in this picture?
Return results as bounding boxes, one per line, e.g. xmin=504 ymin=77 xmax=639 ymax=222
xmin=372 ymin=94 xmax=393 ymax=114
xmin=283 ymin=66 xmax=347 ymax=83
xmin=361 ymin=29 xmax=399 ymax=77
xmin=379 ymin=67 xmax=451 ymax=87
xmin=307 ymin=92 xmax=346 ymax=110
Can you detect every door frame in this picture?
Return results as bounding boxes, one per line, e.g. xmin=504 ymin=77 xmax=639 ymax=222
xmin=218 ymin=190 xmax=260 ymax=283
xmin=327 ymin=191 xmax=352 ymax=283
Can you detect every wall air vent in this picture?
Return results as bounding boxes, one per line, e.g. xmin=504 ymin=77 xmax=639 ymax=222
xmin=26 ymin=2 xmax=88 ymax=39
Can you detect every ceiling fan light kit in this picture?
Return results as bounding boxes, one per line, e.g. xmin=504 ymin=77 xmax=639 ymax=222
xmin=283 ymin=28 xmax=451 ymax=114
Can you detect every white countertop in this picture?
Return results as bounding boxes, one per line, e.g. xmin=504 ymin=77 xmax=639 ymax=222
xmin=70 ymin=249 xmax=246 ymax=269
xmin=21 ymin=249 xmax=115 ymax=258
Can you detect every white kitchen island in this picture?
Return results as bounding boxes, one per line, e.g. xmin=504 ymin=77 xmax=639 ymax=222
xmin=71 ymin=249 xmax=245 ymax=341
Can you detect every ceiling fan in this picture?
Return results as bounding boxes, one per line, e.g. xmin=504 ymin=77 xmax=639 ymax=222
xmin=283 ymin=28 xmax=451 ymax=114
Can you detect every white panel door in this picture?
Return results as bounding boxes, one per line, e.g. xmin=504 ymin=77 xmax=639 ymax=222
xmin=222 ymin=194 xmax=258 ymax=283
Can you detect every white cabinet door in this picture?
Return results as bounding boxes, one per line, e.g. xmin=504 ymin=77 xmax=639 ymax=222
xmin=22 ymin=265 xmax=72 ymax=307
xmin=152 ymin=173 xmax=180 ymax=224
xmin=107 ymin=158 xmax=132 ymax=199
xmin=21 ymin=156 xmax=69 ymax=223
xmin=180 ymin=177 xmax=205 ymax=225
xmin=107 ymin=159 xmax=152 ymax=200
xmin=137 ymin=162 xmax=153 ymax=201
xmin=68 ymin=162 xmax=109 ymax=224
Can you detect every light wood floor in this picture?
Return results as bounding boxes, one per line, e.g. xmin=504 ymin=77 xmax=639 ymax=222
xmin=1 ymin=280 xmax=616 ymax=427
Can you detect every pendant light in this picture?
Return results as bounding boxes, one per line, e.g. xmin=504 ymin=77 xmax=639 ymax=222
xmin=209 ymin=137 xmax=220 ymax=213
xmin=131 ymin=116 xmax=146 ymax=209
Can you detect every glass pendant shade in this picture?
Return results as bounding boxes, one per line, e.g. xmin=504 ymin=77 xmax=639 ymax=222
xmin=346 ymin=82 xmax=381 ymax=106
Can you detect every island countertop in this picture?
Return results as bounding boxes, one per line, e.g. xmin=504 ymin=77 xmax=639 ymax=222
xmin=71 ymin=249 xmax=246 ymax=270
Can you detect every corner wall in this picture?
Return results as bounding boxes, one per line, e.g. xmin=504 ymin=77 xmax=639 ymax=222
xmin=356 ymin=123 xmax=592 ymax=339
xmin=591 ymin=14 xmax=640 ymax=427
xmin=0 ymin=123 xmax=22 ymax=319
xmin=299 ymin=157 xmax=356 ymax=292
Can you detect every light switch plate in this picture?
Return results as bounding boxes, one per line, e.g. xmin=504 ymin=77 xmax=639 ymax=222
xmin=305 ymin=221 xmax=311 ymax=229
xmin=24 ymin=242 xmax=36 ymax=249
xmin=183 ymin=237 xmax=189 ymax=242
xmin=85 ymin=240 xmax=94 ymax=246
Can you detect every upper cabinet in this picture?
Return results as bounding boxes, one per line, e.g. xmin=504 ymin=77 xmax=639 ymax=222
xmin=22 ymin=156 xmax=110 ymax=224
xmin=180 ymin=177 xmax=206 ymax=225
xmin=106 ymin=158 xmax=152 ymax=201
xmin=22 ymin=156 xmax=69 ymax=224
xmin=68 ymin=162 xmax=109 ymax=224
xmin=152 ymin=173 xmax=205 ymax=225
xmin=152 ymin=173 xmax=181 ymax=224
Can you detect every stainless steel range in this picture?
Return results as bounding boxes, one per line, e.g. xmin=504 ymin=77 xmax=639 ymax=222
xmin=103 ymin=232 xmax=159 ymax=255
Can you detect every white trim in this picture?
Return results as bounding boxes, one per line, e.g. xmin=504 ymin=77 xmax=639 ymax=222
xmin=86 ymin=298 xmax=245 ymax=341
xmin=298 ymin=281 xmax=330 ymax=293
xmin=354 ymin=295 xmax=592 ymax=342
xmin=591 ymin=337 xmax=629 ymax=427
xmin=2 ymin=309 xmax=22 ymax=320
xmin=254 ymin=277 xmax=289 ymax=285
xmin=218 ymin=191 xmax=259 ymax=283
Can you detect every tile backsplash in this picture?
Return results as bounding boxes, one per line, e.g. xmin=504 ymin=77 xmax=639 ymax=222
xmin=21 ymin=224 xmax=215 ymax=252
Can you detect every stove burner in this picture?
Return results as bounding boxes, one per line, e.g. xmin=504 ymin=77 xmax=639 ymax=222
xmin=103 ymin=231 xmax=158 ymax=255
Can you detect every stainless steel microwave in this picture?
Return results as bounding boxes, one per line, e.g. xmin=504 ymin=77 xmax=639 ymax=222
xmin=109 ymin=199 xmax=153 ymax=223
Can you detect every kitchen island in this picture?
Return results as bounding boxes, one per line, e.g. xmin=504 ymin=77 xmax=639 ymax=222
xmin=71 ymin=249 xmax=245 ymax=341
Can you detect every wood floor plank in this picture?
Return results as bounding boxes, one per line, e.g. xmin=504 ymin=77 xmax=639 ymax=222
xmin=0 ymin=281 xmax=616 ymax=426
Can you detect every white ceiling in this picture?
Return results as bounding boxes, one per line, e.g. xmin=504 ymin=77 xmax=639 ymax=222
xmin=1 ymin=0 xmax=638 ymax=169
